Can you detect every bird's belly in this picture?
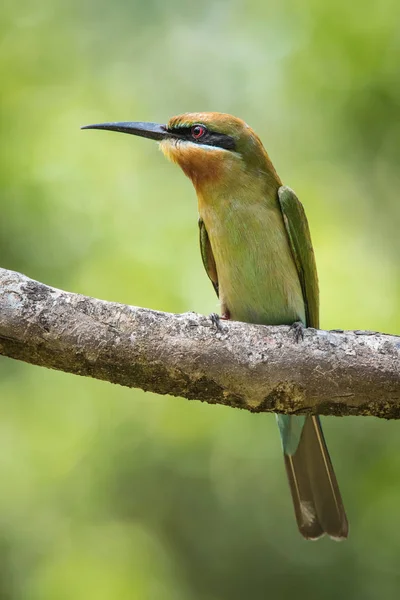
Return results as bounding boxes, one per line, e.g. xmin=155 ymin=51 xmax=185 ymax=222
xmin=220 ymin=263 xmax=305 ymax=325
xmin=204 ymin=203 xmax=306 ymax=326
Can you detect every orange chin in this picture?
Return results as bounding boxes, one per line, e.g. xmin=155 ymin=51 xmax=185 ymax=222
xmin=159 ymin=138 xmax=227 ymax=189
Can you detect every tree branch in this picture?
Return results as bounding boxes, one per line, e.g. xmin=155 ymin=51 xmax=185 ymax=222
xmin=0 ymin=267 xmax=399 ymax=418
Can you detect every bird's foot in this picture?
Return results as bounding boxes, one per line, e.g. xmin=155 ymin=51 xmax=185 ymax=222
xmin=290 ymin=321 xmax=305 ymax=343
xmin=210 ymin=311 xmax=230 ymax=331
xmin=210 ymin=313 xmax=222 ymax=330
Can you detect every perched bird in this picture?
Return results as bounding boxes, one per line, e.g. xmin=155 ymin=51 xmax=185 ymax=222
xmin=82 ymin=113 xmax=348 ymax=540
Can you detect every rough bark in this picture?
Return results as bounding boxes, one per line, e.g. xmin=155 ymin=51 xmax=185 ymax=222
xmin=0 ymin=267 xmax=399 ymax=418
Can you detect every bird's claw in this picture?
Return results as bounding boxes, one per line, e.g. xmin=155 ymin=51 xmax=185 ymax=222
xmin=290 ymin=321 xmax=305 ymax=343
xmin=210 ymin=313 xmax=223 ymax=331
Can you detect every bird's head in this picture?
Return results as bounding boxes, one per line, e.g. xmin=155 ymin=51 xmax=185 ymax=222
xmin=82 ymin=112 xmax=280 ymax=192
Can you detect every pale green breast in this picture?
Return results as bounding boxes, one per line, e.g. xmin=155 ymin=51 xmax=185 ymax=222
xmin=200 ymin=195 xmax=306 ymax=326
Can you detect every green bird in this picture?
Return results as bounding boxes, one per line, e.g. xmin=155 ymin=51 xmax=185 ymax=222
xmin=83 ymin=112 xmax=348 ymax=540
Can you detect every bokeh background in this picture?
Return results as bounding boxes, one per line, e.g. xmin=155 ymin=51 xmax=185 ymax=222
xmin=1 ymin=1 xmax=400 ymax=598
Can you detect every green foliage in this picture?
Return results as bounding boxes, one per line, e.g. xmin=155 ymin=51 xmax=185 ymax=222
xmin=1 ymin=0 xmax=400 ymax=597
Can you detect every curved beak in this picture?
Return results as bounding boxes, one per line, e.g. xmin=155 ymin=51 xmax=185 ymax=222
xmin=81 ymin=121 xmax=169 ymax=141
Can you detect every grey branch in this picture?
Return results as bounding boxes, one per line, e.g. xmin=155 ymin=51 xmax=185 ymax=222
xmin=0 ymin=267 xmax=399 ymax=418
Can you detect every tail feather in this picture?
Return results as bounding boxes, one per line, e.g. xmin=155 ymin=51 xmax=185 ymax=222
xmin=284 ymin=451 xmax=324 ymax=540
xmin=284 ymin=415 xmax=348 ymax=540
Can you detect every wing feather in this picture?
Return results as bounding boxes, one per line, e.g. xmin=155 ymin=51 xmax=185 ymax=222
xmin=277 ymin=186 xmax=319 ymax=328
xmin=198 ymin=218 xmax=219 ymax=298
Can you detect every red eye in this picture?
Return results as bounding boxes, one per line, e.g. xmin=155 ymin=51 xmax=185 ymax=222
xmin=192 ymin=125 xmax=206 ymax=139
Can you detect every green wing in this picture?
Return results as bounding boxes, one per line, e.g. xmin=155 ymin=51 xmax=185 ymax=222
xmin=278 ymin=186 xmax=319 ymax=328
xmin=198 ymin=218 xmax=219 ymax=297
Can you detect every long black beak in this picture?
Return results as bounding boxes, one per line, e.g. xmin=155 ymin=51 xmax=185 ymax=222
xmin=81 ymin=121 xmax=169 ymax=141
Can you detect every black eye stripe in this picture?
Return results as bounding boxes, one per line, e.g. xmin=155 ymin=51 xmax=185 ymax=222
xmin=167 ymin=126 xmax=236 ymax=151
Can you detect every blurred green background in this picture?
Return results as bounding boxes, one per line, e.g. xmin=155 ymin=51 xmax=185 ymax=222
xmin=1 ymin=0 xmax=400 ymax=598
